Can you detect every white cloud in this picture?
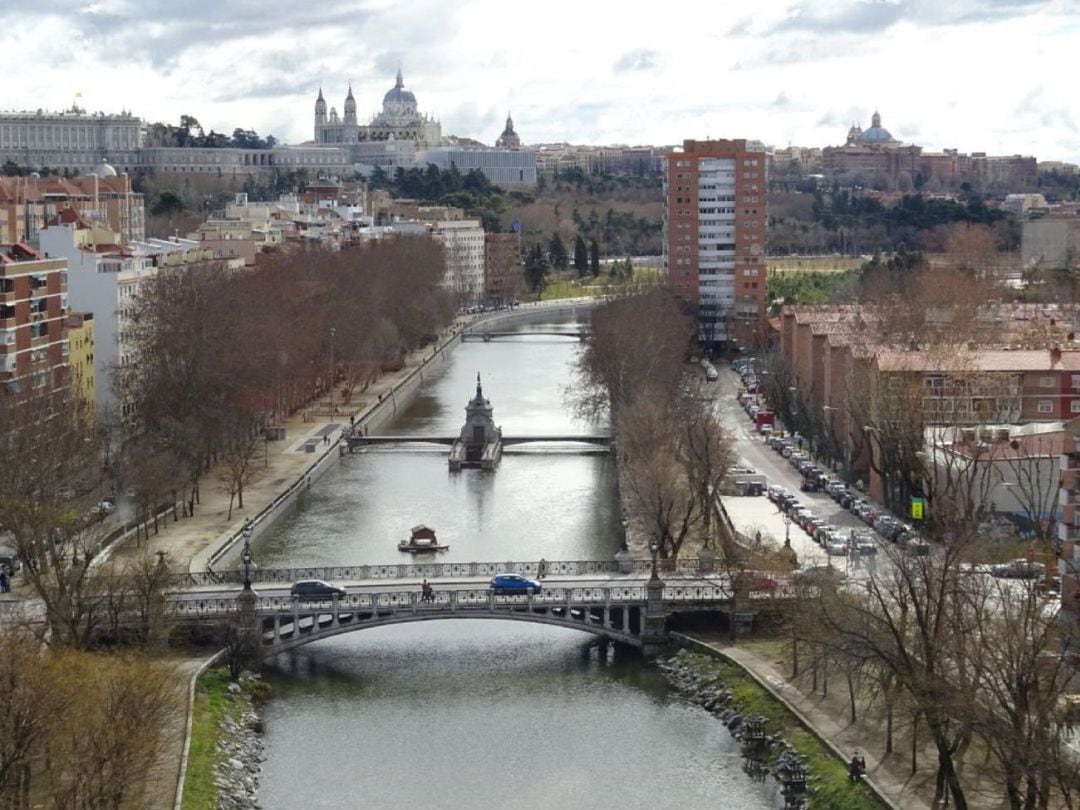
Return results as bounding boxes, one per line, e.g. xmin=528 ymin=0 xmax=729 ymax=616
xmin=0 ymin=0 xmax=1078 ymax=162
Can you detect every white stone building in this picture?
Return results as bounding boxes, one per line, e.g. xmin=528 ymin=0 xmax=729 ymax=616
xmin=0 ymin=106 xmax=142 ymax=172
xmin=432 ymin=219 xmax=485 ymax=303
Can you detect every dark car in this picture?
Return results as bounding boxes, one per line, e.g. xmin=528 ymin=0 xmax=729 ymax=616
xmin=489 ymin=573 xmax=542 ymax=595
xmin=290 ymin=579 xmax=347 ymax=599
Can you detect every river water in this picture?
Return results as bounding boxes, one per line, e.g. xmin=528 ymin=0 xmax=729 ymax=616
xmin=255 ymin=318 xmax=778 ymax=809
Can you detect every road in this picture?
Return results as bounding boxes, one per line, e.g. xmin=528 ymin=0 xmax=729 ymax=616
xmin=712 ymin=368 xmax=883 ymax=578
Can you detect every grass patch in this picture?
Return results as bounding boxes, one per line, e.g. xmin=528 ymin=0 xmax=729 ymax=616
xmin=181 ymin=668 xmax=235 ymax=810
xmin=677 ymin=652 xmax=881 ymax=809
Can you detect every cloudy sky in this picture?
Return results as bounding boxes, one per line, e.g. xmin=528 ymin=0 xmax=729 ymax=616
xmin=3 ymin=0 xmax=1079 ymax=162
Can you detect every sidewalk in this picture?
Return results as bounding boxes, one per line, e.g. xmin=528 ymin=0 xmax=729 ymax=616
xmin=685 ymin=633 xmax=936 ymax=810
xmin=103 ymin=318 xmax=473 ymax=574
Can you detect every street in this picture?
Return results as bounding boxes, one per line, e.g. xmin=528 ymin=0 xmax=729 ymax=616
xmin=712 ymin=367 xmax=882 ymax=577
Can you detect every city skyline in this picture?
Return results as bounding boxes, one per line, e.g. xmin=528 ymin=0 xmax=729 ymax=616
xmin=1 ymin=0 xmax=1078 ymax=162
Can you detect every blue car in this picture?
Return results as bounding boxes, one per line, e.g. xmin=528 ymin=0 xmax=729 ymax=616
xmin=489 ymin=573 xmax=542 ymax=595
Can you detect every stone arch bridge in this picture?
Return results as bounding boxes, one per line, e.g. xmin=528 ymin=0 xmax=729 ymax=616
xmin=167 ymin=559 xmax=794 ymax=659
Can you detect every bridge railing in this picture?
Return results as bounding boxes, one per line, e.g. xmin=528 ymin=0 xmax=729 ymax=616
xmin=184 ymin=558 xmax=703 ymax=586
xmin=163 ymin=581 xmax=747 ymax=618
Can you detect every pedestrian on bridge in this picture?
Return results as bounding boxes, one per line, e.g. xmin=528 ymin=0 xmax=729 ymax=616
xmin=0 ymin=568 xmax=8 ymax=593
xmin=537 ymin=559 xmax=547 ymax=580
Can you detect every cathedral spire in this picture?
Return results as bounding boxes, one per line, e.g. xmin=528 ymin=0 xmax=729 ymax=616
xmin=317 ymin=86 xmax=324 ymax=101
xmin=395 ymin=65 xmax=404 ymax=89
xmin=346 ymin=82 xmax=354 ymax=100
xmin=476 ymin=372 xmax=483 ymax=398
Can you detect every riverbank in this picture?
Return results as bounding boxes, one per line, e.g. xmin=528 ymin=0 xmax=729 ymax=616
xmin=663 ymin=643 xmax=890 ymax=810
xmin=180 ymin=668 xmax=268 ymax=810
xmin=678 ymin=634 xmax=936 ymax=810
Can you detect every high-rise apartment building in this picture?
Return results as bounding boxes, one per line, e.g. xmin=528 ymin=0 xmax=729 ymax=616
xmin=663 ymin=139 xmax=767 ymax=347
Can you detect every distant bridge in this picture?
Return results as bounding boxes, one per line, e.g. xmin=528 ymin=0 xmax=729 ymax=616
xmin=342 ymin=434 xmax=611 ymax=452
xmin=461 ymin=329 xmax=588 ymax=342
xmin=165 ymin=559 xmax=793 ymax=658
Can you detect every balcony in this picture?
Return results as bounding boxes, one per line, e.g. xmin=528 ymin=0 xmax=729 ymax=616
xmin=1062 ymin=452 xmax=1080 ymax=472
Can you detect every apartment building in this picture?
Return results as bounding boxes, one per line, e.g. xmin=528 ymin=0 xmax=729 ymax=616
xmin=0 ymin=243 xmax=69 ymax=418
xmin=66 ymin=311 xmax=95 ymax=417
xmin=432 ymin=219 xmax=485 ymax=303
xmin=664 ymin=139 xmax=768 ymax=346
xmin=0 ymin=172 xmax=145 ymax=246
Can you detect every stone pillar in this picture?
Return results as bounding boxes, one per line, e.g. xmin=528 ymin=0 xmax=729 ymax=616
xmin=697 ymin=547 xmax=716 ymax=574
xmin=641 ymin=577 xmax=667 ymax=658
xmin=236 ymin=587 xmax=262 ymax=671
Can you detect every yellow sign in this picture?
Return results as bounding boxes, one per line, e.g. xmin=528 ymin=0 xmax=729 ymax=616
xmin=911 ymin=498 xmax=924 ymax=520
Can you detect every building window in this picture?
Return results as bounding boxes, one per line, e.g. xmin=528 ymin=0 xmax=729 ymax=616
xmin=1071 ymin=374 xmax=1080 ymax=390
xmin=1072 ymin=400 xmax=1080 ymax=414
xmin=1038 ymin=400 xmax=1054 ymax=414
xmin=1040 ymin=375 xmax=1056 ymax=388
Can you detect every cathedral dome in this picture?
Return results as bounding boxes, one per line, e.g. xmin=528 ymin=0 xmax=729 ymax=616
xmin=857 ymin=110 xmax=895 ymax=144
xmin=384 ymin=68 xmax=417 ymax=105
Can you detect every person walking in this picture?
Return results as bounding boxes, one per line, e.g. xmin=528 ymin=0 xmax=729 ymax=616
xmin=537 ymin=558 xmax=547 ymax=580
xmin=0 ymin=568 xmax=8 ymax=593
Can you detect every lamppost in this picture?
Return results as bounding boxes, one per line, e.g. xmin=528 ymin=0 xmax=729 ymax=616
xmin=649 ymin=537 xmax=661 ymax=583
xmin=620 ymin=515 xmax=629 ymax=550
xmin=782 ymin=512 xmax=792 ymax=548
xmin=241 ymin=517 xmax=254 ymax=590
xmin=823 ymin=404 xmax=851 ymax=478
xmin=328 ymin=327 xmax=336 ymax=415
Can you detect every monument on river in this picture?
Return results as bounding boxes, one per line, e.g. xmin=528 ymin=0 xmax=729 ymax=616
xmin=449 ymin=374 xmax=503 ymax=471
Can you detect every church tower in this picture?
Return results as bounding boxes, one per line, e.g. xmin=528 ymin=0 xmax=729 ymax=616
xmin=314 ymin=87 xmax=327 ymax=142
xmin=344 ymin=84 xmax=357 ymax=126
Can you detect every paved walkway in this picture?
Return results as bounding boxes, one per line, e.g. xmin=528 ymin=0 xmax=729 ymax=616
xmin=101 ymin=317 xmax=474 ymax=574
xmin=686 ymin=633 xmax=936 ymax=810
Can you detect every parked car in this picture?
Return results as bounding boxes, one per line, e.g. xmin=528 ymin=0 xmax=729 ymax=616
xmin=489 ymin=573 xmax=543 ymax=594
xmin=0 ymin=547 xmax=22 ymax=574
xmin=813 ymin=525 xmax=836 ymax=544
xmin=990 ymin=559 xmax=1046 ymax=579
xmin=290 ymin=579 xmax=347 ymax=599
xmin=838 ymin=491 xmax=858 ymax=509
xmin=852 ymin=532 xmax=878 ymax=555
xmin=767 ymin=485 xmax=788 ymax=503
xmin=826 ymin=540 xmax=849 ymax=556
xmin=90 ymin=498 xmax=117 ymax=517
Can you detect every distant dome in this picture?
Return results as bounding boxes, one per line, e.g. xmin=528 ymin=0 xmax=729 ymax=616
xmin=88 ymin=159 xmax=117 ymax=178
xmin=856 ymin=110 xmax=895 ymax=145
xmin=383 ymin=68 xmax=417 ymax=105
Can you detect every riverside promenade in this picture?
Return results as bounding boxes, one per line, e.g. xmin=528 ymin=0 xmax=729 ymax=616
xmin=102 ymin=316 xmax=474 ymax=574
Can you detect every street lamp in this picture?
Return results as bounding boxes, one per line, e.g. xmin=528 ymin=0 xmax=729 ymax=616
xmin=782 ymin=512 xmax=792 ymax=548
xmin=329 ymin=327 xmax=336 ymax=416
xmin=241 ymin=517 xmax=254 ymax=590
xmin=620 ymin=515 xmax=629 ymax=550
xmin=649 ymin=537 xmax=660 ymax=582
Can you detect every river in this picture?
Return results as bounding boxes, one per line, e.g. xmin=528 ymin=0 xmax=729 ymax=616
xmin=254 ymin=317 xmax=778 ymax=809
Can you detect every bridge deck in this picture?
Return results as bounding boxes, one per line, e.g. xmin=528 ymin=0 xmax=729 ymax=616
xmin=344 ymin=435 xmax=611 ymax=448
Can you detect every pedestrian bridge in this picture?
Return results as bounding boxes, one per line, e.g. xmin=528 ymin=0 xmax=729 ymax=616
xmin=342 ymin=434 xmax=611 ymax=451
xmin=461 ymin=329 xmax=588 ymax=342
xmin=167 ymin=559 xmax=793 ymax=658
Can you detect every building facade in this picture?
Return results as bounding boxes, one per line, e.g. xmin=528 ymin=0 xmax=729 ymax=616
xmin=664 ymin=138 xmax=768 ymax=346
xmin=0 ymin=243 xmax=69 ymax=417
xmin=432 ymin=219 xmax=486 ymax=303
xmin=0 ymin=106 xmax=141 ymax=173
xmin=416 ymin=147 xmax=537 ymax=189
xmin=65 ymin=311 xmax=95 ymax=417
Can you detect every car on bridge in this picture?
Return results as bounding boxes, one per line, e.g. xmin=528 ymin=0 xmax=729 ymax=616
xmin=990 ymin=559 xmax=1046 ymax=579
xmin=489 ymin=573 xmax=542 ymax=595
xmin=290 ymin=579 xmax=347 ymax=599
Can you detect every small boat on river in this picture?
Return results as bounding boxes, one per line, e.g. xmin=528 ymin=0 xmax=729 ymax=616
xmin=398 ymin=524 xmax=449 ymax=554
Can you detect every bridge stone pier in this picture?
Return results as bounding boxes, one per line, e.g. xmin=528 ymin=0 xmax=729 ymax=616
xmin=168 ymin=558 xmax=791 ymax=661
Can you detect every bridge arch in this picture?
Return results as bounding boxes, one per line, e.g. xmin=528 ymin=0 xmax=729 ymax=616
xmin=259 ymin=603 xmax=646 ymax=657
